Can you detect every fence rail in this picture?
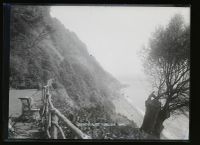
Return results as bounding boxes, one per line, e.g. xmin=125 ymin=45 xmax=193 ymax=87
xmin=40 ymin=79 xmax=91 ymax=139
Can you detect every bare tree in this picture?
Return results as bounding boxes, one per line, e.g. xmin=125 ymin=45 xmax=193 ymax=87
xmin=142 ymin=14 xmax=190 ymax=137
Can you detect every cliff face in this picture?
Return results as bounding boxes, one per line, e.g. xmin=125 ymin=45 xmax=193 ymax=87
xmin=9 ymin=6 xmax=123 ymax=115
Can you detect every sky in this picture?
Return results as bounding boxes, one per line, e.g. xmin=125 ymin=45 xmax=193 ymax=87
xmin=50 ymin=6 xmax=190 ymax=83
xmin=50 ymin=7 xmax=190 ymax=138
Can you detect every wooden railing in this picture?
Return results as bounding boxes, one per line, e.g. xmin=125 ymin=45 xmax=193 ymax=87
xmin=40 ymin=79 xmax=91 ymax=139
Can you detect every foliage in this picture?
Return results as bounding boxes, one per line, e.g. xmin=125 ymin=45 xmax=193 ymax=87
xmin=143 ymin=14 xmax=190 ymax=115
xmin=49 ymin=90 xmax=140 ymax=139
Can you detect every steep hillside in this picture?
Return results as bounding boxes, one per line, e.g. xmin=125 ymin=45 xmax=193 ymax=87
xmin=9 ymin=5 xmax=132 ymax=126
xmin=112 ymin=95 xmax=143 ymax=127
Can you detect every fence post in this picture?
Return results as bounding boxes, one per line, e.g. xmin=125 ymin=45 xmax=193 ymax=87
xmin=43 ymin=79 xmax=91 ymax=139
xmin=51 ymin=111 xmax=58 ymax=139
xmin=45 ymin=89 xmax=51 ymax=138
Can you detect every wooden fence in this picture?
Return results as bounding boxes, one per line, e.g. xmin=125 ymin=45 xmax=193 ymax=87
xmin=40 ymin=79 xmax=91 ymax=139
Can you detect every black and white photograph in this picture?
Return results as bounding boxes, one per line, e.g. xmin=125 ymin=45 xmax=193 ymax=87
xmin=7 ymin=5 xmax=190 ymax=140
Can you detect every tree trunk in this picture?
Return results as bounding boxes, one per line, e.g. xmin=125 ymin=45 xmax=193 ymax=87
xmin=152 ymin=109 xmax=170 ymax=138
xmin=51 ymin=112 xmax=58 ymax=139
xmin=140 ymin=99 xmax=161 ymax=134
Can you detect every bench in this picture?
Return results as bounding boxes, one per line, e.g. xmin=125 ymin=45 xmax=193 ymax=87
xmin=18 ymin=96 xmax=40 ymax=121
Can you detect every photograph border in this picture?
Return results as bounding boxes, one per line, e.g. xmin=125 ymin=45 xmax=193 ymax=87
xmin=2 ymin=0 xmax=192 ymax=144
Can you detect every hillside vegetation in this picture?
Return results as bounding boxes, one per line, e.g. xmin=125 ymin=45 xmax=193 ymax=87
xmin=10 ymin=5 xmax=120 ymax=108
xmin=9 ymin=6 xmax=140 ymax=138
